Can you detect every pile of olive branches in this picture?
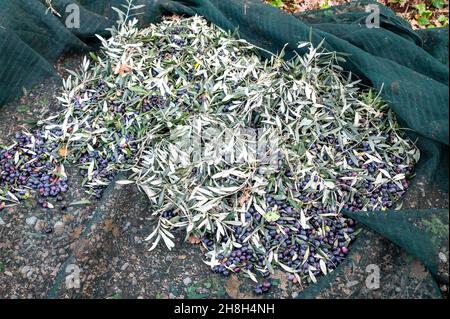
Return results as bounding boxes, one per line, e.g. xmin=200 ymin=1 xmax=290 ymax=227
xmin=38 ymin=5 xmax=418 ymax=282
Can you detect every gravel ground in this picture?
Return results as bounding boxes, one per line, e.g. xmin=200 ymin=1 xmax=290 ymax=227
xmin=0 ymin=55 xmax=448 ymax=299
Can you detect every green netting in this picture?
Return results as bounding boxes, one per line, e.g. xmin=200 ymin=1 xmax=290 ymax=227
xmin=0 ymin=0 xmax=448 ymax=298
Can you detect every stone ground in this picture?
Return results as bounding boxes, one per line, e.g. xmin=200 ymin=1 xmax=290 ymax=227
xmin=0 ymin=55 xmax=448 ymax=299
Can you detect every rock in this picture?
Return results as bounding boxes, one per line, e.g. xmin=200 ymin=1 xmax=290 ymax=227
xmin=34 ymin=220 xmax=46 ymax=232
xmin=121 ymin=262 xmax=129 ymax=271
xmin=183 ymin=277 xmax=192 ymax=286
xmin=53 ymin=221 xmax=65 ymax=236
xmin=26 ymin=216 xmax=37 ymax=227
xmin=0 ymin=217 xmax=5 ymax=226
xmin=439 ymin=252 xmax=448 ymax=263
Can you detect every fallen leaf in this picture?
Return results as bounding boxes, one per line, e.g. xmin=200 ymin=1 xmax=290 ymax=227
xmin=410 ymin=260 xmax=428 ymax=280
xmin=238 ymin=189 xmax=251 ymax=207
xmin=70 ymin=238 xmax=91 ymax=259
xmin=104 ymin=218 xmax=114 ymax=232
xmin=62 ymin=214 xmax=75 ymax=223
xmin=104 ymin=218 xmax=120 ymax=237
xmin=68 ymin=199 xmax=92 ymax=207
xmin=342 ymin=287 xmax=352 ymax=296
xmin=112 ymin=227 xmax=120 ymax=238
xmin=223 ymin=274 xmax=262 ymax=299
xmin=168 ymin=15 xmax=182 ymax=22
xmin=70 ymin=226 xmax=83 ymax=239
xmin=58 ymin=145 xmax=69 ymax=157
xmin=224 ymin=274 xmax=241 ymax=299
xmin=187 ymin=235 xmax=201 ymax=245
xmin=114 ymin=62 xmax=132 ymax=75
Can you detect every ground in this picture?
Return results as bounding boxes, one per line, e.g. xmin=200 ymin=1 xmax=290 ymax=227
xmin=266 ymin=0 xmax=449 ymax=29
xmin=0 ymin=53 xmax=448 ymax=299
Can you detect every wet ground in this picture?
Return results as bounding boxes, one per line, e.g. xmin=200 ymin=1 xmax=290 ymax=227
xmin=0 ymin=55 xmax=448 ymax=299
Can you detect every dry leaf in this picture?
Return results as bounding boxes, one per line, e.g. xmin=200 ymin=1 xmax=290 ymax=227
xmin=238 ymin=190 xmax=251 ymax=207
xmin=63 ymin=214 xmax=75 ymax=223
xmin=70 ymin=238 xmax=91 ymax=259
xmin=104 ymin=218 xmax=114 ymax=231
xmin=70 ymin=226 xmax=83 ymax=239
xmin=224 ymin=274 xmax=261 ymax=299
xmin=104 ymin=218 xmax=120 ymax=237
xmin=112 ymin=227 xmax=120 ymax=238
xmin=187 ymin=235 xmax=201 ymax=245
xmin=58 ymin=145 xmax=69 ymax=157
xmin=410 ymin=260 xmax=428 ymax=280
xmin=224 ymin=274 xmax=242 ymax=299
xmin=114 ymin=62 xmax=132 ymax=75
xmin=342 ymin=287 xmax=352 ymax=296
xmin=168 ymin=15 xmax=182 ymax=22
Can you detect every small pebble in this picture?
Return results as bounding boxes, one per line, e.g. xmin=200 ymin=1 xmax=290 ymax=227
xmin=26 ymin=216 xmax=37 ymax=226
xmin=53 ymin=221 xmax=65 ymax=236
